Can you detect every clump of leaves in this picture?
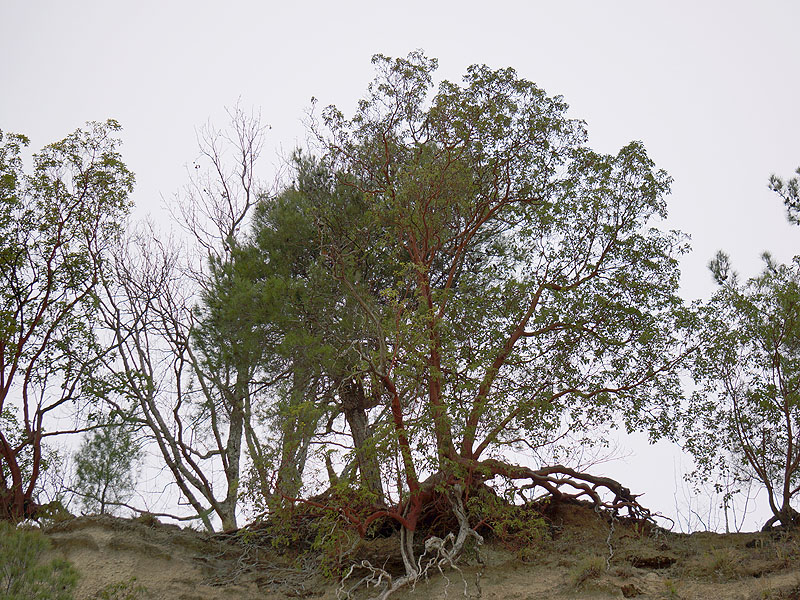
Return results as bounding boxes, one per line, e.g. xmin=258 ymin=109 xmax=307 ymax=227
xmin=307 ymin=483 xmax=387 ymax=579
xmin=35 ymin=501 xmax=74 ymax=525
xmin=257 ymin=507 xmax=304 ymax=553
xmin=0 ymin=521 xmax=79 ymax=600
xmin=73 ymin=412 xmax=142 ymax=516
xmin=467 ymin=489 xmax=547 ymax=561
xmin=309 ymin=510 xmax=361 ymax=580
xmin=705 ymin=548 xmax=742 ymax=582
xmin=249 ymin=483 xmax=386 ymax=579
xmin=662 ymin=578 xmax=681 ymax=599
xmin=131 ymin=513 xmax=160 ymax=528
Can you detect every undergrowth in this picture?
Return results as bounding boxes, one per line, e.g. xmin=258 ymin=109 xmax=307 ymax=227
xmin=568 ymin=555 xmax=606 ymax=588
xmin=467 ymin=489 xmax=547 ymax=561
xmin=0 ymin=521 xmax=79 ymax=600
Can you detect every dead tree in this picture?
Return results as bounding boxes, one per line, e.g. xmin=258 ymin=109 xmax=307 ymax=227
xmin=97 ymin=108 xmax=273 ymax=531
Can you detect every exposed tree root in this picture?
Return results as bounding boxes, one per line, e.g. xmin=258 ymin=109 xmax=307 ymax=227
xmin=486 ymin=461 xmax=655 ymax=521
xmin=761 ymin=507 xmax=800 ymax=532
xmin=337 ymin=485 xmax=483 ymax=600
xmin=233 ymin=463 xmax=653 ymax=600
xmin=335 ymin=462 xmax=654 ymax=600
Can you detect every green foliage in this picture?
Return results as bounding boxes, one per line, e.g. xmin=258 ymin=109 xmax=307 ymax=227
xmin=35 ymin=501 xmax=73 ymax=525
xmin=202 ymin=53 xmax=693 ymax=555
xmin=467 ymin=492 xmax=546 ymax=561
xmin=227 ymin=153 xmax=395 ymax=502
xmin=770 ymin=166 xmax=800 ymax=225
xmin=310 ymin=510 xmax=360 ymax=580
xmin=73 ymin=413 xmax=141 ymax=516
xmin=308 ymin=484 xmax=387 ymax=578
xmin=0 ymin=121 xmax=133 ymax=521
xmin=252 ymin=504 xmax=303 ymax=553
xmin=661 ymin=578 xmax=680 ymax=599
xmin=195 ymin=54 xmax=692 ymax=537
xmin=314 ymin=51 xmax=688 ymax=480
xmin=687 ymin=253 xmax=800 ymax=529
xmin=250 ymin=483 xmax=385 ymax=579
xmin=0 ymin=522 xmax=78 ymax=600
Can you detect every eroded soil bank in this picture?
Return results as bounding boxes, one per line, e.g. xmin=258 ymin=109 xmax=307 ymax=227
xmin=43 ymin=503 xmax=800 ymax=600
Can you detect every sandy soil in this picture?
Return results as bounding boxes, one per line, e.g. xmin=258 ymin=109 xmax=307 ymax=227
xmin=42 ymin=504 xmax=800 ymax=600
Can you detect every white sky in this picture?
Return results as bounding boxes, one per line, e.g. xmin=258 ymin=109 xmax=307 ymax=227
xmin=2 ymin=0 xmax=799 ymax=530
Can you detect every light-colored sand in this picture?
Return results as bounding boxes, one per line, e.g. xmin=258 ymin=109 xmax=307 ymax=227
xmin=42 ymin=507 xmax=800 ymax=600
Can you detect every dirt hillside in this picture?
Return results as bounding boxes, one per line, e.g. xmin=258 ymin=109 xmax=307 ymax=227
xmin=42 ymin=504 xmax=800 ymax=600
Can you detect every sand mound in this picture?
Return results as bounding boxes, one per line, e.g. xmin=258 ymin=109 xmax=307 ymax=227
xmin=41 ymin=505 xmax=800 ymax=600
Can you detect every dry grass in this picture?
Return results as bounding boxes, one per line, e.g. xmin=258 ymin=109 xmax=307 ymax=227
xmin=686 ymin=547 xmax=743 ymax=582
xmin=569 ymin=554 xmax=606 ymax=588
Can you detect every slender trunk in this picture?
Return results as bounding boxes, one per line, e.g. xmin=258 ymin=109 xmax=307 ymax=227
xmin=219 ymin=376 xmax=245 ymax=531
xmin=100 ymin=479 xmax=109 ymax=515
xmin=341 ymin=379 xmax=384 ymax=501
xmin=0 ymin=430 xmax=37 ymax=521
xmin=274 ymin=414 xmax=314 ymax=505
xmin=272 ymin=368 xmax=318 ymax=508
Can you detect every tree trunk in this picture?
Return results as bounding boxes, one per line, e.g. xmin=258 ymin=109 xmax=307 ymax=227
xmin=0 ymin=434 xmax=39 ymax=522
xmin=219 ymin=376 xmax=246 ymax=531
xmin=762 ymin=505 xmax=800 ymax=531
xmin=272 ymin=369 xmax=318 ymax=510
xmin=341 ymin=379 xmax=384 ymax=502
xmin=272 ymin=413 xmax=315 ymax=510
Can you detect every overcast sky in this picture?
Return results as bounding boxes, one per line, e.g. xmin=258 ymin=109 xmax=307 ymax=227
xmin=2 ymin=1 xmax=799 ymax=530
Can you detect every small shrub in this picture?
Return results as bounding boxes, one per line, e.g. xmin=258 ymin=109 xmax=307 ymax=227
xmin=131 ymin=513 xmax=160 ymax=527
xmin=612 ymin=563 xmax=635 ymax=579
xmin=311 ymin=513 xmax=361 ymax=579
xmin=308 ymin=484 xmax=382 ymax=579
xmin=0 ymin=521 xmax=79 ymax=600
xmin=569 ymin=555 xmax=605 ymax=588
xmin=253 ymin=483 xmax=382 ymax=579
xmin=35 ymin=501 xmax=74 ymax=525
xmin=773 ymin=534 xmax=800 ymax=565
xmin=467 ymin=492 xmax=547 ymax=561
xmin=662 ymin=578 xmax=680 ymax=599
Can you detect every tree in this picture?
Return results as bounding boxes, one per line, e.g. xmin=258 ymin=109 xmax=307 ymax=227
xmin=688 ymin=252 xmax=800 ymax=530
xmin=0 ymin=122 xmax=133 ymax=521
xmin=301 ymin=52 xmax=688 ymax=595
xmin=769 ymin=166 xmax=800 ymax=224
xmin=98 ymin=107 xmax=270 ymax=531
xmin=72 ymin=412 xmax=141 ymax=515
xmin=234 ymin=155 xmax=396 ymax=506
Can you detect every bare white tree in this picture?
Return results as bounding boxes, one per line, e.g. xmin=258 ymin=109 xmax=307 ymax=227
xmin=97 ymin=107 xmax=277 ymax=531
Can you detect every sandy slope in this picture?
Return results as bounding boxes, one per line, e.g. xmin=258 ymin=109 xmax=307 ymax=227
xmin=42 ymin=505 xmax=800 ymax=600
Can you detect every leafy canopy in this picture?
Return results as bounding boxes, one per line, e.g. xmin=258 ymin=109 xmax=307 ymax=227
xmin=0 ymin=120 xmax=133 ymax=521
xmin=313 ymin=51 xmax=689 ymax=489
xmin=688 ymin=253 xmax=800 ymax=529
